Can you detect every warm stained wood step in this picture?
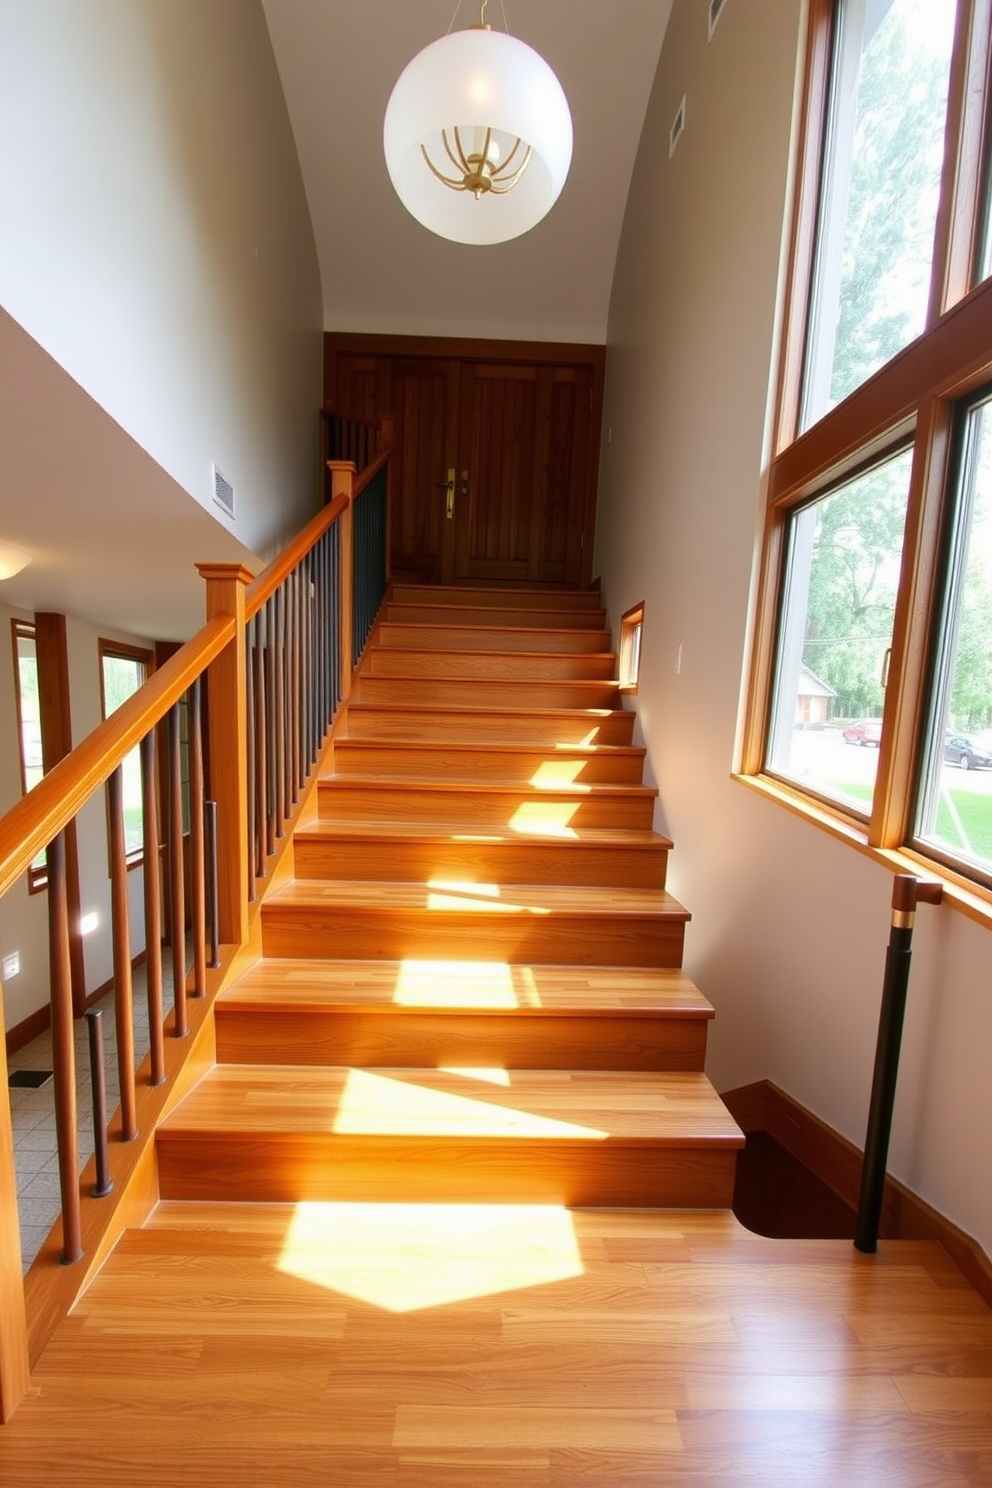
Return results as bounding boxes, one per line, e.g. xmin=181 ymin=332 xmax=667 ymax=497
xmin=384 ymin=600 xmax=607 ymax=628
xmin=388 ymin=583 xmax=605 ymax=612
xmin=330 ymin=738 xmax=648 ymax=785
xmin=292 ymin=820 xmax=670 ymax=889
xmin=377 ymin=622 xmax=613 ymax=654
xmin=367 ymin=648 xmax=617 ymax=682
xmin=215 ymin=961 xmax=712 ymax=1071
xmin=343 ymin=702 xmax=636 ymax=746
xmin=353 ymin=675 xmax=621 ymax=709
xmin=315 ymin=778 xmax=658 ymax=830
xmin=260 ymin=880 xmax=689 ymax=966
xmin=156 ymin=1066 xmax=742 ymax=1208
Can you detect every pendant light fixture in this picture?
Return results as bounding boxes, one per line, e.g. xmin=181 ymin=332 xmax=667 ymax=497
xmin=383 ymin=1 xmax=572 ymax=246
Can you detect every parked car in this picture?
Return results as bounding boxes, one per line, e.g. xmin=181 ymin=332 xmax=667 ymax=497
xmin=942 ymin=732 xmax=992 ymax=770
xmin=842 ymin=719 xmax=883 ymax=747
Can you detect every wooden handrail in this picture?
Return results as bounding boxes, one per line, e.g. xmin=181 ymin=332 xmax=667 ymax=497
xmin=246 ymin=490 xmax=350 ymax=622
xmin=0 ymin=613 xmax=235 ymax=901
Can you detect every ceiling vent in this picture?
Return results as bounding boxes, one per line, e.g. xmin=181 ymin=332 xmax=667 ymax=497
xmin=708 ymin=0 xmax=729 ymax=39
xmin=212 ymin=464 xmax=235 ymax=518
xmin=669 ymin=97 xmax=686 ymax=158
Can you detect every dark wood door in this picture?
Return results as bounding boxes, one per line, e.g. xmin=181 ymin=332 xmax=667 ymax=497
xmin=324 ymin=334 xmax=603 ymax=588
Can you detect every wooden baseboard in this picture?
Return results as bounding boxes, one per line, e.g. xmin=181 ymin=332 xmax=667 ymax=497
xmin=5 ymin=1004 xmax=50 ymax=1058
xmin=722 ymin=1079 xmax=992 ymax=1308
xmin=5 ymin=951 xmax=150 ymax=1057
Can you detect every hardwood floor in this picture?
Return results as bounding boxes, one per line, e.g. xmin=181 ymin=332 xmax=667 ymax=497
xmin=2 ymin=1207 xmax=990 ymax=1486
xmin=6 ymin=582 xmax=991 ymax=1482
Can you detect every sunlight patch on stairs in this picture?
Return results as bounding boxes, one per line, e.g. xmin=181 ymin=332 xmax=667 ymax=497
xmin=509 ymin=801 xmax=580 ymax=836
xmin=390 ymin=959 xmax=544 ymax=1009
xmin=330 ymin=1069 xmax=609 ymax=1140
xmin=277 ymin=1200 xmax=584 ymax=1312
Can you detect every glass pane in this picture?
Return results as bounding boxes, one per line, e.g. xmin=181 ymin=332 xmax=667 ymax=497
xmin=101 ymin=652 xmax=147 ymax=858
xmin=15 ymin=629 xmax=47 ymax=878
xmin=801 ymin=0 xmax=955 ymax=429
xmin=766 ymin=447 xmax=913 ymax=812
xmin=915 ymin=394 xmax=992 ymax=879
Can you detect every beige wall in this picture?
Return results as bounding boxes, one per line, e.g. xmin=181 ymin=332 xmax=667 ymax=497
xmin=598 ymin=0 xmax=992 ymax=1257
xmin=0 ymin=0 xmax=322 ymax=560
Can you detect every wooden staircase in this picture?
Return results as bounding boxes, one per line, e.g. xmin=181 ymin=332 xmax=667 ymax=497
xmin=156 ymin=584 xmax=743 ymax=1212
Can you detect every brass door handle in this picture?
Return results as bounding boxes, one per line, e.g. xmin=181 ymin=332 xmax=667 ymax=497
xmin=436 ymin=467 xmax=455 ymax=519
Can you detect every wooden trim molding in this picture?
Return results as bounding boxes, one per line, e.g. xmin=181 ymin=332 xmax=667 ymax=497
xmin=722 ymin=1079 xmax=992 ymax=1307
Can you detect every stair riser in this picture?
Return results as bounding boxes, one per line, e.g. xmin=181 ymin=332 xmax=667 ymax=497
xmin=157 ymin=1134 xmax=737 ymax=1208
xmin=385 ymin=603 xmax=606 ymax=629
xmin=343 ymin=707 xmax=636 ymax=747
xmin=367 ymin=651 xmax=617 ymax=681
xmin=215 ymin=1009 xmax=707 ymax=1071
xmin=354 ymin=677 xmax=620 ymax=710
xmin=389 ymin=585 xmax=605 ymax=612
xmin=260 ymin=906 xmax=685 ymax=966
xmin=331 ymin=741 xmax=647 ymax=784
xmin=316 ymin=783 xmax=657 ymax=830
xmin=378 ymin=624 xmax=613 ymax=654
xmin=293 ymin=835 xmax=668 ymax=889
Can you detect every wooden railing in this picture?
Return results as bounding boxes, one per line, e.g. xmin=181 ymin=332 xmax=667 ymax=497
xmin=0 ymin=424 xmax=391 ymax=1421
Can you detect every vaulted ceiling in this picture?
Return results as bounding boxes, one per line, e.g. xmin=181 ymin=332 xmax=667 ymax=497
xmin=261 ymin=0 xmax=672 ymax=344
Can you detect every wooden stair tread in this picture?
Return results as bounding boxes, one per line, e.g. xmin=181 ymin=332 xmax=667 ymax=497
xmin=384 ymin=601 xmax=607 ymax=627
xmin=388 ymin=583 xmax=605 ymax=610
xmin=295 ymin=820 xmax=672 ymax=849
xmin=332 ymin=739 xmax=646 ymax=761
xmin=161 ymin=1066 xmax=742 ymax=1146
xmin=220 ymin=961 xmax=713 ymax=1016
xmin=318 ymin=777 xmax=657 ymax=801
xmin=376 ymin=622 xmax=613 ymax=647
xmin=267 ymin=879 xmax=688 ymax=917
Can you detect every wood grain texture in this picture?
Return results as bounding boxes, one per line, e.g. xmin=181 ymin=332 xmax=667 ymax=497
xmin=343 ymin=702 xmax=636 ymax=746
xmin=292 ymin=821 xmax=669 ymax=889
xmin=353 ymin=675 xmax=621 ymax=710
xmin=315 ymin=778 xmax=657 ymax=830
xmin=3 ymin=1209 xmax=991 ymax=1485
xmin=384 ymin=602 xmax=607 ymax=629
xmin=368 ymin=649 xmax=617 ymax=681
xmin=376 ymin=623 xmax=613 ymax=654
xmin=330 ymin=739 xmax=648 ymax=785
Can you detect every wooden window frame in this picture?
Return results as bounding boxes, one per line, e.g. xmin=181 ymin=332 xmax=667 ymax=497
xmin=10 ymin=619 xmax=46 ymax=894
xmin=740 ymin=0 xmax=992 ymax=927
xmin=618 ymin=602 xmax=645 ymax=695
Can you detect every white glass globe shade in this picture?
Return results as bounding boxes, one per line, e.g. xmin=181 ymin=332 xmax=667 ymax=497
xmin=384 ymin=28 xmax=572 ymax=246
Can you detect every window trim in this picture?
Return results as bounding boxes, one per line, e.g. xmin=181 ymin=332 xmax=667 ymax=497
xmin=741 ymin=0 xmax=992 ymax=923
xmin=10 ymin=618 xmax=46 ymax=894
xmin=618 ymin=602 xmax=645 ymax=694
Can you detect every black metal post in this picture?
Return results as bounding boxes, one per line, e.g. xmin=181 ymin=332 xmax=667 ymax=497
xmin=854 ymin=875 xmax=942 ymax=1254
xmin=85 ymin=1010 xmax=113 ymax=1199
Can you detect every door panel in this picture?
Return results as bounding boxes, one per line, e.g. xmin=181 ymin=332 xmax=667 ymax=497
xmin=455 ymin=364 xmax=540 ymax=584
xmin=388 ymin=360 xmax=459 ymax=583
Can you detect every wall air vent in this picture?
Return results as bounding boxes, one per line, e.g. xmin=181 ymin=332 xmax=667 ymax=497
xmin=212 ymin=464 xmax=235 ymax=517
xmin=708 ymin=0 xmax=729 ymax=39
xmin=669 ymin=96 xmax=686 ymax=158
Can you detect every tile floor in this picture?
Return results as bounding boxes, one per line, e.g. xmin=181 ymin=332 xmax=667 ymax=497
xmin=8 ymin=955 xmax=179 ymax=1271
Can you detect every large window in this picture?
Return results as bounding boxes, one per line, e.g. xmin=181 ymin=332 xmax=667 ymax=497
xmin=745 ymin=0 xmax=992 ymax=913
xmin=99 ymin=641 xmax=152 ymax=863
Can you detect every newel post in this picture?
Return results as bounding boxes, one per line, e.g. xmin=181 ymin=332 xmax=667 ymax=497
xmin=196 ymin=564 xmax=253 ymax=948
xmin=328 ymin=461 xmax=356 ymax=697
xmin=0 ymin=981 xmax=30 ymax=1421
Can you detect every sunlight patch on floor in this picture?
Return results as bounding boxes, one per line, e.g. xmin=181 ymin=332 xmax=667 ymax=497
xmin=330 ymin=1069 xmax=608 ymax=1140
xmin=509 ymin=801 xmax=580 ymax=837
xmin=277 ymin=1201 xmax=584 ymax=1312
xmin=392 ymin=959 xmax=521 ymax=1008
xmin=438 ymin=1066 xmax=512 ymax=1086
xmin=529 ymin=759 xmax=586 ymax=787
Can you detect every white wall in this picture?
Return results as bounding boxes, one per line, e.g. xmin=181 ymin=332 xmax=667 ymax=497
xmin=597 ymin=0 xmax=992 ymax=1258
xmin=0 ymin=0 xmax=323 ymax=560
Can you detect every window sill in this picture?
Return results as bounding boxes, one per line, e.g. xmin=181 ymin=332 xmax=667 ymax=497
xmin=732 ymin=771 xmax=992 ymax=933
